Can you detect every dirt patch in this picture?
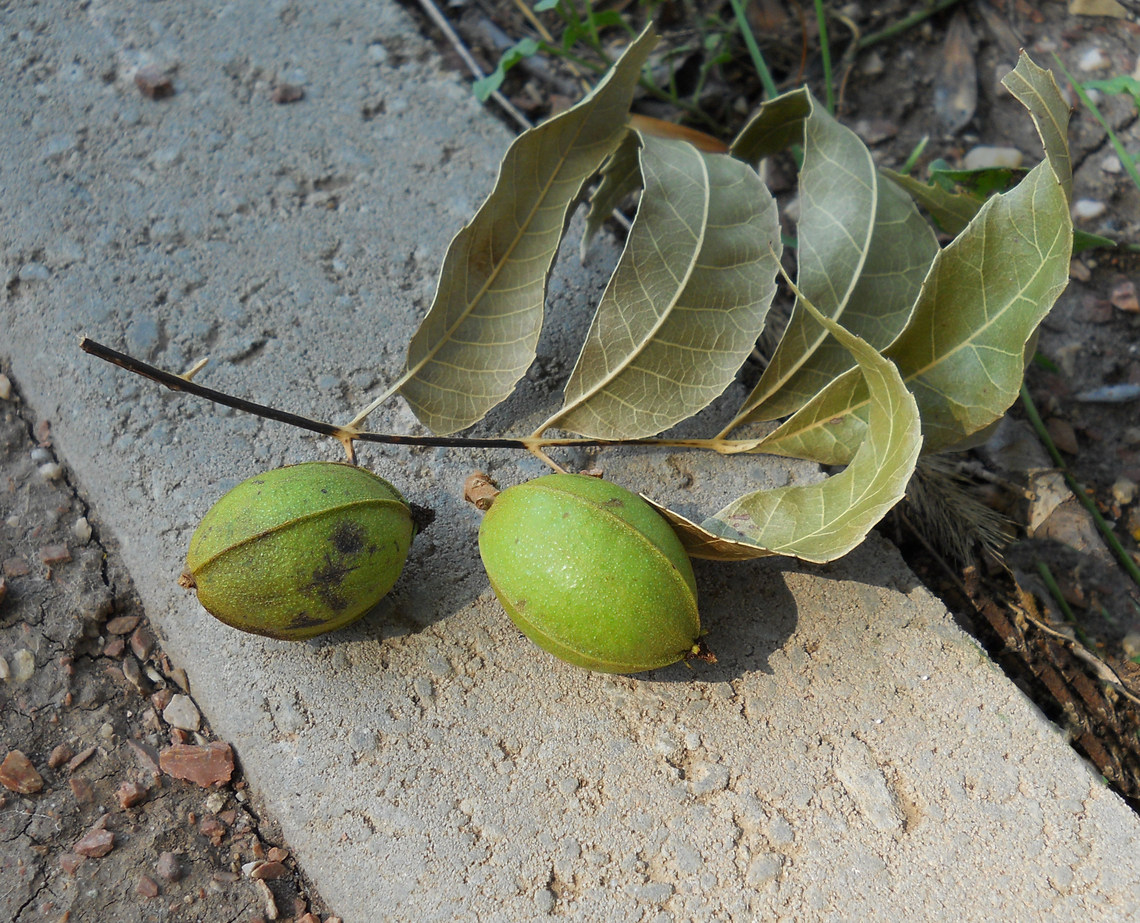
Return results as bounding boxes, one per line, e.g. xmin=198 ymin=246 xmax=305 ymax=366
xmin=0 ymin=377 xmax=337 ymax=923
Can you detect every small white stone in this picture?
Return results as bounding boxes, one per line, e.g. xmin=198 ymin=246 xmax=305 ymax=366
xmin=12 ymin=649 xmax=36 ymax=683
xmin=4 ymin=516 xmax=18 ymax=529
xmin=205 ymin=792 xmax=226 ymax=813
xmin=0 ymin=657 xmax=9 ymax=681
xmin=1078 ymin=47 xmax=1110 ymax=72
xmin=1072 ymin=198 xmax=1107 ymax=221
xmin=1112 ymin=478 xmax=1137 ymax=506
xmin=38 ymin=462 xmax=64 ymax=481
xmin=0 ymin=373 xmax=10 ymax=400
xmin=860 ymin=51 xmax=884 ymax=76
xmin=30 ymin=447 xmax=52 ymax=464
xmin=963 ymin=146 xmax=1023 ymax=170
xmin=163 ymin=693 xmax=201 ymax=731
xmin=73 ymin=516 xmax=92 ymax=543
xmin=1101 ymin=155 xmax=1122 ymax=174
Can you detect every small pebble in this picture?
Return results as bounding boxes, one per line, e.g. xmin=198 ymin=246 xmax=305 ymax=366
xmin=66 ymin=745 xmax=97 ymax=772
xmin=963 ymin=146 xmax=1023 ymax=170
xmin=30 ymin=446 xmax=52 ymax=464
xmin=250 ymin=860 xmax=289 ymax=880
xmin=40 ymin=544 xmax=71 ymax=565
xmin=38 ymin=462 xmax=64 ymax=481
xmin=122 ymin=657 xmax=147 ymax=693
xmin=1073 ymin=199 xmax=1107 ymax=221
xmin=157 ymin=850 xmax=182 ymax=881
xmin=163 ymin=694 xmax=201 ymax=731
xmin=48 ymin=743 xmax=74 ymax=769
xmin=1069 ymin=259 xmax=1092 ymax=282
xmin=73 ymin=517 xmax=92 ymax=543
xmin=159 ymin=742 xmax=234 ymax=787
xmin=1110 ymin=279 xmax=1139 ymax=313
xmin=1046 ymin=417 xmax=1080 ymax=455
xmin=256 ymin=879 xmax=278 ymax=920
xmin=106 ymin=615 xmax=141 ymax=635
xmin=137 ymin=875 xmax=160 ymax=898
xmin=1078 ymin=47 xmax=1110 ymax=72
xmin=1101 ymin=155 xmax=1122 ymax=174
xmin=1113 ymin=478 xmax=1137 ymax=506
xmin=272 ymin=83 xmax=304 ymax=104
xmin=11 ymin=649 xmax=35 ymax=683
xmin=74 ymin=827 xmax=115 ymax=858
xmin=0 ymin=373 xmax=10 ymax=400
xmin=0 ymin=749 xmax=45 ymax=794
xmin=117 ymin=780 xmax=148 ymax=808
xmin=134 ymin=64 xmax=174 ymax=99
xmin=860 ymin=50 xmax=884 ymax=76
xmin=0 ymin=577 xmax=6 ymax=607
xmin=131 ymin=625 xmax=156 ymax=660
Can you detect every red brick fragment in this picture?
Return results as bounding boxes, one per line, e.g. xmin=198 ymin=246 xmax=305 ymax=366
xmin=0 ymin=749 xmax=44 ymax=794
xmin=134 ymin=64 xmax=174 ymax=99
xmin=66 ymin=745 xmax=97 ymax=772
xmin=250 ymin=860 xmax=289 ymax=880
xmin=48 ymin=743 xmax=74 ymax=769
xmin=74 ymin=827 xmax=115 ymax=858
xmin=117 ymin=780 xmax=148 ymax=808
xmin=130 ymin=625 xmax=156 ymax=660
xmin=105 ymin=615 xmax=141 ymax=635
xmin=159 ymin=742 xmax=234 ymax=787
xmin=3 ymin=557 xmax=30 ymax=578
xmin=40 ymin=543 xmax=71 ymax=565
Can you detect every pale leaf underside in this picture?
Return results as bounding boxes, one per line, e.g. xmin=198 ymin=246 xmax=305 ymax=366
xmin=725 ymin=101 xmax=880 ymax=428
xmin=756 ymin=157 xmax=1072 ymax=465
xmin=394 ymin=27 xmax=657 ymax=435
xmin=655 ymin=292 xmax=921 ymax=563
xmin=546 ymin=134 xmax=781 ymax=439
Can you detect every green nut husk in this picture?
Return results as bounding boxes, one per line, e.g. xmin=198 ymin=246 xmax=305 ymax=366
xmin=182 ymin=461 xmax=414 ymax=640
xmin=478 ymin=473 xmax=700 ymax=673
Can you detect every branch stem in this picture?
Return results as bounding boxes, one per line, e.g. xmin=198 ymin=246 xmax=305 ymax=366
xmin=80 ymin=337 xmax=749 ymax=455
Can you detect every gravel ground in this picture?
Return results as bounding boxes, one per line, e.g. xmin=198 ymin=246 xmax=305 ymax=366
xmin=0 ymin=376 xmax=336 ymax=923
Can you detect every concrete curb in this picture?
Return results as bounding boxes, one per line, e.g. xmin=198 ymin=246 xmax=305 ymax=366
xmin=3 ymin=1 xmax=1138 ymax=919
